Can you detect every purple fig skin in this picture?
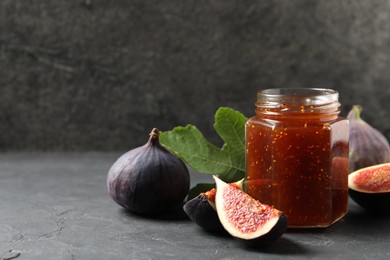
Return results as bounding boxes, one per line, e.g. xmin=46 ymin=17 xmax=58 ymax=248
xmin=183 ymin=193 xmax=226 ymax=233
xmin=349 ymin=189 xmax=390 ymax=213
xmin=107 ymin=128 xmax=190 ymax=214
xmin=347 ymin=105 xmax=390 ymax=172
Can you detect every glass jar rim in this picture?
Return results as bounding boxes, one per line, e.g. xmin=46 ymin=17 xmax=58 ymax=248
xmin=257 ymin=88 xmax=339 ymax=107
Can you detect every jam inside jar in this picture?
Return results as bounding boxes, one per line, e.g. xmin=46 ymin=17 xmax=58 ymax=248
xmin=245 ymin=88 xmax=349 ymax=228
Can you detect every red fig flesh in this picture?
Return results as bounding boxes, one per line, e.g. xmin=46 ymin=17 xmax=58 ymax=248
xmin=214 ymin=176 xmax=287 ymax=246
xmin=183 ymin=179 xmax=244 ymax=233
xmin=348 ymin=163 xmax=390 ymax=212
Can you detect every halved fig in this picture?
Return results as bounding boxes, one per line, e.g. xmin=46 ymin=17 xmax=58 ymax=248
xmin=183 ymin=188 xmax=224 ymax=232
xmin=348 ymin=162 xmax=390 ymax=212
xmin=214 ymin=176 xmax=287 ymax=246
xmin=183 ymin=179 xmax=244 ymax=233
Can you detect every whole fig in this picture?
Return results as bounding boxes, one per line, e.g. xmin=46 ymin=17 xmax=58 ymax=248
xmin=348 ymin=105 xmax=390 ymax=172
xmin=107 ymin=128 xmax=190 ymax=214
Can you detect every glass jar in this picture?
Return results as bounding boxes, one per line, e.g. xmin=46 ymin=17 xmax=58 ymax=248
xmin=245 ymin=88 xmax=349 ymax=228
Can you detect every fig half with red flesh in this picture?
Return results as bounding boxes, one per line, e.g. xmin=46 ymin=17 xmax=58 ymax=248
xmin=183 ymin=188 xmax=225 ymax=232
xmin=348 ymin=162 xmax=390 ymax=212
xmin=214 ymin=176 xmax=287 ymax=246
xmin=183 ymin=179 xmax=244 ymax=233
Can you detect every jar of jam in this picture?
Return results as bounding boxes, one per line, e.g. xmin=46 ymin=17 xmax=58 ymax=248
xmin=245 ymin=88 xmax=349 ymax=228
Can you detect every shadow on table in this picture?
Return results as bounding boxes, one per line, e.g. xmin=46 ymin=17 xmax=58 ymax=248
xmin=198 ymin=227 xmax=312 ymax=256
xmin=342 ymin=203 xmax=390 ymax=232
xmin=119 ymin=203 xmax=191 ymax=221
xmin=243 ymin=237 xmax=311 ymax=255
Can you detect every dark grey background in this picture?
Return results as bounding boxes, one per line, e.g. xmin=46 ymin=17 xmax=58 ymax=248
xmin=1 ymin=0 xmax=390 ymax=151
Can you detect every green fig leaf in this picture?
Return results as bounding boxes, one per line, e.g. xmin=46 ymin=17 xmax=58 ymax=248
xmin=160 ymin=107 xmax=247 ymax=182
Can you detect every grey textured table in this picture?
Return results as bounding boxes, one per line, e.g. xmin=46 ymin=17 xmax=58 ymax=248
xmin=1 ymin=153 xmax=389 ymax=260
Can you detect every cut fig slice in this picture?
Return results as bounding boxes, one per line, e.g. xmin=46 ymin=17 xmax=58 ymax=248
xmin=183 ymin=188 xmax=225 ymax=233
xmin=183 ymin=179 xmax=244 ymax=233
xmin=214 ymin=176 xmax=287 ymax=246
xmin=348 ymin=162 xmax=390 ymax=212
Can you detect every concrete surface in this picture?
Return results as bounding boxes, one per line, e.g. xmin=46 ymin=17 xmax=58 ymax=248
xmin=1 ymin=153 xmax=389 ymax=259
xmin=1 ymin=1 xmax=390 ymax=151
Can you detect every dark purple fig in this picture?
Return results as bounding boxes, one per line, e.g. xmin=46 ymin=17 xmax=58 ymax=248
xmin=183 ymin=188 xmax=225 ymax=233
xmin=348 ymin=105 xmax=390 ymax=172
xmin=348 ymin=162 xmax=390 ymax=212
xmin=214 ymin=176 xmax=287 ymax=247
xmin=107 ymin=128 xmax=190 ymax=214
xmin=183 ymin=179 xmax=244 ymax=233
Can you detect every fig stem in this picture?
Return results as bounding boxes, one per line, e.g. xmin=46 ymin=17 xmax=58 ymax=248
xmin=149 ymin=128 xmax=160 ymax=138
xmin=148 ymin=128 xmax=160 ymax=145
xmin=348 ymin=105 xmax=363 ymax=121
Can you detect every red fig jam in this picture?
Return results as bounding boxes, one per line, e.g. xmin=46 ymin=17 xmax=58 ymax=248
xmin=245 ymin=88 xmax=349 ymax=228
